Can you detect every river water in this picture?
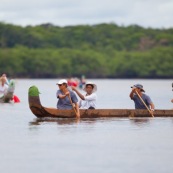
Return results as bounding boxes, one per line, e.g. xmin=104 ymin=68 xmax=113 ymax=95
xmin=0 ymin=79 xmax=173 ymax=173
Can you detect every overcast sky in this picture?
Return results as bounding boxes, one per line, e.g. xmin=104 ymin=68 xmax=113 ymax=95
xmin=0 ymin=0 xmax=173 ymax=28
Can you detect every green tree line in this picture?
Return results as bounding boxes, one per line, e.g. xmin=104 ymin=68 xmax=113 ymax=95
xmin=0 ymin=22 xmax=173 ymax=78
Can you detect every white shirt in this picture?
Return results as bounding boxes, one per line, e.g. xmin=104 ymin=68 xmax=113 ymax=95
xmin=79 ymin=93 xmax=97 ymax=109
xmin=0 ymin=84 xmax=9 ymax=97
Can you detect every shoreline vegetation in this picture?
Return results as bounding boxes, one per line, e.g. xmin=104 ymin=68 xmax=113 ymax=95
xmin=0 ymin=22 xmax=173 ymax=78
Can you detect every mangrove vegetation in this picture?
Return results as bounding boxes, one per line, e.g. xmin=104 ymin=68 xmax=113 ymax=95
xmin=0 ymin=22 xmax=173 ymax=78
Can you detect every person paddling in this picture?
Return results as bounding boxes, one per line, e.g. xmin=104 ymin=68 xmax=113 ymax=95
xmin=0 ymin=77 xmax=9 ymax=97
xmin=56 ymin=79 xmax=80 ymax=118
xmin=71 ymin=82 xmax=97 ymax=109
xmin=130 ymin=84 xmax=155 ymax=112
xmin=1 ymin=74 xmax=20 ymax=103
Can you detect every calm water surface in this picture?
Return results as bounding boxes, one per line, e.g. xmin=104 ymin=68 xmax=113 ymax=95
xmin=0 ymin=79 xmax=173 ymax=173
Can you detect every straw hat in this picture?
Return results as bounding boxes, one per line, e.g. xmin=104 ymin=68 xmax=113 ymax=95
xmin=83 ymin=82 xmax=97 ymax=92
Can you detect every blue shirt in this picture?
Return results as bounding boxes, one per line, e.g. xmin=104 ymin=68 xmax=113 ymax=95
xmin=132 ymin=93 xmax=152 ymax=109
xmin=56 ymin=90 xmax=78 ymax=110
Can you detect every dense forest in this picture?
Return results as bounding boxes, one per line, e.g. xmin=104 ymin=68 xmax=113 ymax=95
xmin=0 ymin=22 xmax=173 ymax=78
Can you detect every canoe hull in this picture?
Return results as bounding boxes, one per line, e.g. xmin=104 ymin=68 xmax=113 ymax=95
xmin=29 ymin=95 xmax=173 ymax=118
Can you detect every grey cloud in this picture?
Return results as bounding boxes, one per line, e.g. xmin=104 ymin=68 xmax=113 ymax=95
xmin=0 ymin=0 xmax=173 ymax=28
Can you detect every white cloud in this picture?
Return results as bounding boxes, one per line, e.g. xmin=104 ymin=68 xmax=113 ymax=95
xmin=0 ymin=0 xmax=173 ymax=28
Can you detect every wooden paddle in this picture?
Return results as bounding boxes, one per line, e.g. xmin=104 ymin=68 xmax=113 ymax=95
xmin=67 ymin=94 xmax=79 ymax=118
xmin=135 ymin=90 xmax=154 ymax=117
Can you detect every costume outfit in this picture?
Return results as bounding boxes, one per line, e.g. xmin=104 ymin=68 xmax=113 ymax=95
xmin=79 ymin=93 xmax=97 ymax=109
xmin=132 ymin=93 xmax=152 ymax=109
xmin=56 ymin=90 xmax=78 ymax=109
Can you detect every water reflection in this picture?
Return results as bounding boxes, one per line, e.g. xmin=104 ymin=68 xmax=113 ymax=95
xmin=29 ymin=117 xmax=152 ymax=128
xmin=29 ymin=117 xmax=98 ymax=126
xmin=129 ymin=118 xmax=150 ymax=126
xmin=29 ymin=118 xmax=78 ymax=126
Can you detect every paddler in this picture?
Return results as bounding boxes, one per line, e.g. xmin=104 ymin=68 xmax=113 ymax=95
xmin=56 ymin=79 xmax=80 ymax=118
xmin=130 ymin=84 xmax=155 ymax=112
xmin=71 ymin=81 xmax=97 ymax=109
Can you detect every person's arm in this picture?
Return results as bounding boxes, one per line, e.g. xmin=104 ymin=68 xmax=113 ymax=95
xmin=70 ymin=91 xmax=80 ymax=118
xmin=71 ymin=86 xmax=85 ymax=100
xmin=129 ymin=88 xmax=136 ymax=99
xmin=150 ymin=103 xmax=155 ymax=111
xmin=5 ymin=77 xmax=9 ymax=85
xmin=4 ymin=85 xmax=9 ymax=94
xmin=84 ymin=93 xmax=97 ymax=101
xmin=171 ymin=99 xmax=173 ymax=103
xmin=146 ymin=95 xmax=155 ymax=111
xmin=74 ymin=102 xmax=80 ymax=118
xmin=57 ymin=90 xmax=69 ymax=99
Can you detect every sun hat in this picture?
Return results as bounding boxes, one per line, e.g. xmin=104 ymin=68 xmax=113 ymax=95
xmin=56 ymin=79 xmax=68 ymax=85
xmin=83 ymin=82 xmax=97 ymax=92
xmin=131 ymin=84 xmax=145 ymax=92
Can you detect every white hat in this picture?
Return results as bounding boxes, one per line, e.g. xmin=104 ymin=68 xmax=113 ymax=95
xmin=56 ymin=79 xmax=68 ymax=85
xmin=83 ymin=82 xmax=97 ymax=92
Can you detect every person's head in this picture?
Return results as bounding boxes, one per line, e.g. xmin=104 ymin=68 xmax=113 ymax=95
xmin=56 ymin=79 xmax=68 ymax=89
xmin=2 ymin=73 xmax=6 ymax=77
xmin=0 ymin=77 xmax=6 ymax=85
xmin=83 ymin=82 xmax=97 ymax=94
xmin=131 ymin=84 xmax=145 ymax=92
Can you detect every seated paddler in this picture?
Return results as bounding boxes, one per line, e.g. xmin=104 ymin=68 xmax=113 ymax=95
xmin=129 ymin=84 xmax=155 ymax=112
xmin=71 ymin=81 xmax=97 ymax=109
xmin=56 ymin=79 xmax=80 ymax=118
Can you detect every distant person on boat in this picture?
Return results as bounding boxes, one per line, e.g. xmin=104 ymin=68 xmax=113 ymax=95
xmin=71 ymin=81 xmax=97 ymax=109
xmin=56 ymin=79 xmax=80 ymax=118
xmin=0 ymin=77 xmax=9 ymax=98
xmin=79 ymin=75 xmax=86 ymax=89
xmin=130 ymin=84 xmax=155 ymax=111
xmin=0 ymin=73 xmax=9 ymax=85
xmin=67 ymin=77 xmax=79 ymax=87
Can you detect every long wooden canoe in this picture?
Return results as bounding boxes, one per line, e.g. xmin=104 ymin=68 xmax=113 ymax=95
xmin=28 ymin=86 xmax=173 ymax=118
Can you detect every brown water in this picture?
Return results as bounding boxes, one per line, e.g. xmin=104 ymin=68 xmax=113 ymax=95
xmin=0 ymin=79 xmax=173 ymax=173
